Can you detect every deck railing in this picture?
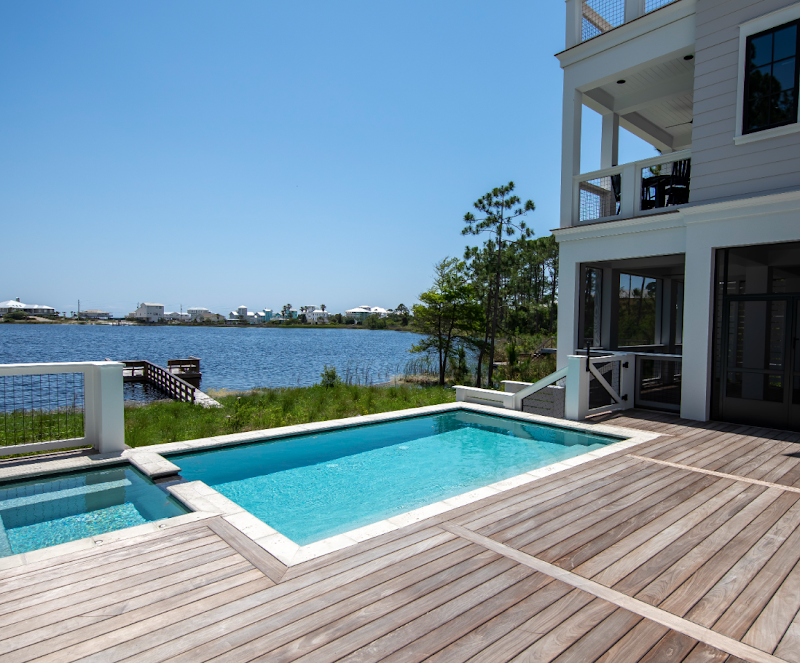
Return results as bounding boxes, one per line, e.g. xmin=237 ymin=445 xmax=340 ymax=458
xmin=575 ymin=150 xmax=691 ymax=225
xmin=568 ymin=0 xmax=683 ymax=46
xmin=122 ymin=361 xmax=196 ymax=404
xmin=0 ymin=362 xmax=125 ymax=456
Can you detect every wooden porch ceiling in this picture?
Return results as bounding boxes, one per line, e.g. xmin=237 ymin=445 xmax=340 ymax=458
xmin=2 ymin=410 xmax=800 ymax=662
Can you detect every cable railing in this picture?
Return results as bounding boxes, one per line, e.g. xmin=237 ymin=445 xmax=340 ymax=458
xmin=570 ymin=0 xmax=684 ymax=46
xmin=573 ymin=149 xmax=691 ymax=225
xmin=0 ymin=362 xmax=125 ymax=456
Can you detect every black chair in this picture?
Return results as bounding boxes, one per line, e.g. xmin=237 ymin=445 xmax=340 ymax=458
xmin=664 ymin=159 xmax=691 ymax=206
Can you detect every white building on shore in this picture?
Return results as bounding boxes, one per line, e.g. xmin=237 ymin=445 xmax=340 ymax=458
xmin=0 ymin=298 xmax=56 ymax=316
xmin=130 ymin=303 xmax=165 ymax=323
xmin=345 ymin=305 xmax=389 ymax=321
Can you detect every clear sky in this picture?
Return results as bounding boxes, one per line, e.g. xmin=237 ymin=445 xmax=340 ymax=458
xmin=1 ymin=1 xmax=654 ymax=317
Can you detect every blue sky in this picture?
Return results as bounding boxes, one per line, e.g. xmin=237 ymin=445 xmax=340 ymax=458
xmin=1 ymin=1 xmax=654 ymax=316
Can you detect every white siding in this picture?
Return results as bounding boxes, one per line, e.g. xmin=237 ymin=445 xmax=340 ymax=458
xmin=691 ymin=0 xmax=800 ymax=202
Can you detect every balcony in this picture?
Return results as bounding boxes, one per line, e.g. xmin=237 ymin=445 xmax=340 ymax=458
xmin=568 ymin=0 xmax=684 ymax=47
xmin=574 ymin=150 xmax=691 ymax=225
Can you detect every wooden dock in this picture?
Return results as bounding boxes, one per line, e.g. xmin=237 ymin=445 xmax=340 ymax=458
xmin=122 ymin=358 xmax=220 ymax=408
xmin=3 ymin=410 xmax=800 ymax=662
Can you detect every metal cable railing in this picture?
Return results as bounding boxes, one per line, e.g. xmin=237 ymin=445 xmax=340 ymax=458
xmin=0 ymin=373 xmax=85 ymax=447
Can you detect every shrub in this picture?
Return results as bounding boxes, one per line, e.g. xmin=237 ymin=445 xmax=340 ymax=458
xmin=319 ymin=365 xmax=341 ymax=388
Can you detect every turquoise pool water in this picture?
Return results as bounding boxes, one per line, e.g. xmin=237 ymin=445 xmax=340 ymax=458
xmin=0 ymin=466 xmax=188 ymax=557
xmin=175 ymin=411 xmax=618 ymax=546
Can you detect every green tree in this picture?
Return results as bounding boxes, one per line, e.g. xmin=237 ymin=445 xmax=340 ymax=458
xmin=463 ymin=182 xmax=535 ymax=385
xmin=411 ymin=258 xmax=482 ymax=386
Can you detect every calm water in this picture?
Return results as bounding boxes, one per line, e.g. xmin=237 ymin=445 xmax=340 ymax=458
xmin=0 ymin=325 xmax=424 ymax=392
xmin=175 ymin=411 xmax=616 ymax=545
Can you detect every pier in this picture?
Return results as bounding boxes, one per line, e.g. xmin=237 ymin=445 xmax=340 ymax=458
xmin=121 ymin=357 xmax=220 ymax=408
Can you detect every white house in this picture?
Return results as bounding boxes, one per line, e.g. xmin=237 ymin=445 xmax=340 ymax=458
xmin=82 ymin=309 xmax=111 ymax=320
xmin=187 ymin=307 xmax=211 ymax=320
xmin=553 ymin=0 xmax=800 ymax=430
xmin=0 ymin=298 xmax=56 ymax=316
xmin=300 ymin=305 xmax=329 ymax=324
xmin=345 ymin=305 xmax=389 ymax=321
xmin=164 ymin=311 xmax=191 ymax=322
xmin=132 ymin=303 xmax=165 ymax=322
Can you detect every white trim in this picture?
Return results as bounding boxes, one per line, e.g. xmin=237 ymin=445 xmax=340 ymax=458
xmin=734 ymin=2 xmax=800 ymax=143
xmin=733 ymin=122 xmax=800 ymax=145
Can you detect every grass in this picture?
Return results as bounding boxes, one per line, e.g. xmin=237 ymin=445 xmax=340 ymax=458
xmin=123 ymin=383 xmax=456 ymax=448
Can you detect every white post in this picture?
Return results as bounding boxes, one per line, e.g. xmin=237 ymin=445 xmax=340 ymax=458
xmin=84 ymin=362 xmax=126 ymax=454
xmin=561 ymin=85 xmax=583 ymax=228
xmin=619 ymin=162 xmax=637 ymax=219
xmin=619 ymin=354 xmax=636 ymax=410
xmin=624 ymin=0 xmax=645 ymax=23
xmin=565 ymin=0 xmax=583 ymax=48
xmin=601 ymin=113 xmax=619 ymax=169
xmin=564 ymin=355 xmax=590 ymax=420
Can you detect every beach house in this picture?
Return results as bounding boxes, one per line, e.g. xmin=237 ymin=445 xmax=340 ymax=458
xmin=554 ymin=0 xmax=800 ymax=430
xmin=131 ymin=302 xmax=164 ymax=322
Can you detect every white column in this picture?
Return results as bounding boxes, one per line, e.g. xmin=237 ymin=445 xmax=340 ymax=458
xmin=560 ymin=85 xmax=583 ymax=228
xmin=680 ymin=244 xmax=715 ymax=421
xmin=84 ymin=362 xmax=126 ymax=454
xmin=601 ymin=113 xmax=619 ymax=169
xmin=565 ymin=355 xmax=590 ymax=420
xmin=556 ymin=248 xmax=581 ymax=371
xmin=565 ymin=0 xmax=583 ymax=48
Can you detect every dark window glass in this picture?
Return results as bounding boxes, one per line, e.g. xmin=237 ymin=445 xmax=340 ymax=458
xmin=726 ymin=241 xmax=800 ymax=295
xmin=726 ymin=372 xmax=784 ymax=402
xmin=583 ymin=267 xmax=602 ymax=348
xmin=744 ymin=21 xmax=799 ymax=134
xmin=617 ymin=273 xmax=659 ymax=347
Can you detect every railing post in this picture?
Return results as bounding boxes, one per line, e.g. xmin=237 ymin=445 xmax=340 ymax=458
xmin=619 ymin=163 xmax=637 ymax=218
xmin=565 ymin=0 xmax=583 ymax=48
xmin=624 ymin=0 xmax=645 ymax=23
xmin=619 ymin=354 xmax=636 ymax=410
xmin=84 ymin=362 xmax=126 ymax=454
xmin=564 ymin=355 xmax=590 ymax=421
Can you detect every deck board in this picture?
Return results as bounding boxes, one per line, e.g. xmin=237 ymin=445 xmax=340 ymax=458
xmin=4 ymin=410 xmax=800 ymax=662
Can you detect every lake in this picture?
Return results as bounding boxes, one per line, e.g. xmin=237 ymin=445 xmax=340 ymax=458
xmin=0 ymin=325 xmax=426 ymax=393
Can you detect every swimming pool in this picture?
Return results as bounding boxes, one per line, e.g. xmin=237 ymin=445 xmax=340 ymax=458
xmin=0 ymin=466 xmax=188 ymax=557
xmin=174 ymin=411 xmax=619 ymax=546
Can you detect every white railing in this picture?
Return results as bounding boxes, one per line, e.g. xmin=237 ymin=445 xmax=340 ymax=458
xmin=0 ymin=362 xmax=125 ymax=457
xmin=574 ymin=149 xmax=691 ymax=225
xmin=566 ymin=0 xmax=683 ymax=47
xmin=454 ymin=354 xmax=635 ymax=420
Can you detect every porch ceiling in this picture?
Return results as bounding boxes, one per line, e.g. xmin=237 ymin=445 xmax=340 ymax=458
xmin=584 ymin=55 xmax=694 ymax=152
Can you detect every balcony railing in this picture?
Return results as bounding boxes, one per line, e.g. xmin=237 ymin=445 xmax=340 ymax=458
xmin=568 ymin=0 xmax=683 ymax=46
xmin=574 ymin=149 xmax=691 ymax=225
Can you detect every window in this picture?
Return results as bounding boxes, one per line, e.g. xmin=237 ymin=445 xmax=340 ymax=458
xmin=743 ymin=20 xmax=800 ymax=134
xmin=617 ymin=273 xmax=659 ymax=347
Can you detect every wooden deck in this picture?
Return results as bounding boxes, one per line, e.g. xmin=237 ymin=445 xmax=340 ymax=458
xmin=3 ymin=410 xmax=800 ymax=662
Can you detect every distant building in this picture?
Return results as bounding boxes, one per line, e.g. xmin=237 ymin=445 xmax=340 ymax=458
xmin=164 ymin=311 xmax=191 ymax=322
xmin=0 ymin=298 xmax=56 ymax=316
xmin=131 ymin=303 xmax=165 ymax=323
xmin=228 ymin=305 xmax=269 ymax=324
xmin=300 ymin=305 xmax=329 ymax=324
xmin=82 ymin=309 xmax=111 ymax=319
xmin=187 ymin=307 xmax=211 ymax=320
xmin=345 ymin=305 xmax=389 ymax=321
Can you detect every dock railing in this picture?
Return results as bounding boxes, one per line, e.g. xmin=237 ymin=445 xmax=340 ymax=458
xmin=122 ymin=360 xmax=197 ymax=404
xmin=0 ymin=361 xmax=125 ymax=456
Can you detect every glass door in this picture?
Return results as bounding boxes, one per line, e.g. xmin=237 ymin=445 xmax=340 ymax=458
xmin=720 ymin=297 xmax=790 ymax=428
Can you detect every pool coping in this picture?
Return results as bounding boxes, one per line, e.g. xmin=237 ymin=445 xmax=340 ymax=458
xmin=0 ymin=402 xmax=663 ymax=569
